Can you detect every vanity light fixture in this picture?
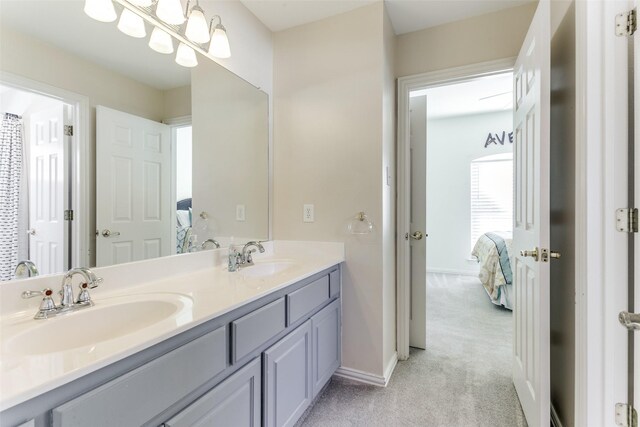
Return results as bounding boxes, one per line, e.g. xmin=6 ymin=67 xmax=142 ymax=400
xmin=149 ymin=26 xmax=174 ymax=54
xmin=208 ymin=15 xmax=231 ymax=59
xmin=185 ymin=1 xmax=210 ymax=44
xmin=84 ymin=0 xmax=232 ymax=66
xmin=84 ymin=0 xmax=117 ymax=22
xmin=175 ymin=42 xmax=198 ymax=67
xmin=155 ymin=0 xmax=185 ymax=26
xmin=117 ymin=8 xmax=147 ymax=38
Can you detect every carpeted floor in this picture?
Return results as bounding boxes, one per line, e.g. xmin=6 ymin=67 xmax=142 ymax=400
xmin=300 ymin=273 xmax=527 ymax=427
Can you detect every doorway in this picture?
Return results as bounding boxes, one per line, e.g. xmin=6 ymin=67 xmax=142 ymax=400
xmin=0 ymin=83 xmax=85 ymax=279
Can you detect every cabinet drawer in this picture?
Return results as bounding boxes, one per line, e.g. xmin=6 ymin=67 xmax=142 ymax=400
xmin=232 ymin=298 xmax=286 ymax=363
xmin=52 ymin=326 xmax=227 ymax=427
xmin=329 ymin=269 xmax=340 ymax=298
xmin=287 ymin=276 xmax=329 ymax=325
xmin=164 ymin=357 xmax=261 ymax=427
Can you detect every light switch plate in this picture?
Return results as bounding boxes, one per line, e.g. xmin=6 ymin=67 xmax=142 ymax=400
xmin=236 ymin=204 xmax=246 ymax=221
xmin=303 ymin=204 xmax=314 ymax=222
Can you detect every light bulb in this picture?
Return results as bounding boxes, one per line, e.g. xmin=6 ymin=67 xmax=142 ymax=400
xmin=156 ymin=0 xmax=185 ymax=25
xmin=175 ymin=43 xmax=198 ymax=67
xmin=185 ymin=6 xmax=210 ymax=44
xmin=129 ymin=0 xmax=153 ymax=6
xmin=117 ymin=9 xmax=146 ymax=38
xmin=208 ymin=26 xmax=230 ymax=59
xmin=84 ymin=0 xmax=117 ymax=22
xmin=149 ymin=27 xmax=174 ymax=54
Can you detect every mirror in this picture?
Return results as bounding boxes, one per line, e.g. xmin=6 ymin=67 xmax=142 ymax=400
xmin=0 ymin=0 xmax=269 ymax=281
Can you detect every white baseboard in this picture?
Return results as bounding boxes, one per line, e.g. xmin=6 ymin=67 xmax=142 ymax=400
xmin=551 ymin=403 xmax=564 ymax=427
xmin=334 ymin=352 xmax=398 ymax=387
xmin=426 ymin=267 xmax=478 ymax=277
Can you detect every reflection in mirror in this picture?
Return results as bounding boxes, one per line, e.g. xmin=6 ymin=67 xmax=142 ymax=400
xmin=0 ymin=0 xmax=269 ymax=281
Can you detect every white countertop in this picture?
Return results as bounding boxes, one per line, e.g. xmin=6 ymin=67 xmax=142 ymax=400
xmin=0 ymin=241 xmax=344 ymax=412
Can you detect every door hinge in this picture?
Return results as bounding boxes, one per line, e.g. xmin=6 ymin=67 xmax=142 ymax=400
xmin=64 ymin=125 xmax=73 ymax=136
xmin=64 ymin=210 xmax=74 ymax=221
xmin=616 ymin=8 xmax=637 ymax=36
xmin=616 ymin=208 xmax=638 ymax=233
xmin=616 ymin=403 xmax=638 ymax=427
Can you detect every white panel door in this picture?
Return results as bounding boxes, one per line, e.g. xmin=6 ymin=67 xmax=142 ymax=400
xmin=96 ymin=106 xmax=171 ymax=267
xmin=28 ymin=105 xmax=69 ymax=275
xmin=511 ymin=1 xmax=550 ymax=426
xmin=409 ymin=95 xmax=427 ymax=349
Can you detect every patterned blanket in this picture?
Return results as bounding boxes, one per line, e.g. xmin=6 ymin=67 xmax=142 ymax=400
xmin=471 ymin=232 xmax=513 ymax=309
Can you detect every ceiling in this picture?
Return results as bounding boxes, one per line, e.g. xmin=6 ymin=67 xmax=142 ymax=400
xmin=240 ymin=0 xmax=534 ymax=34
xmin=410 ymin=72 xmax=513 ymax=118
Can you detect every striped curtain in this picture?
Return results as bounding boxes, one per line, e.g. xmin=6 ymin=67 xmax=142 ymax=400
xmin=0 ymin=113 xmax=23 ymax=281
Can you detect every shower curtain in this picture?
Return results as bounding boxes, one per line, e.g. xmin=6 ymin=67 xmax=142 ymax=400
xmin=0 ymin=113 xmax=23 ymax=281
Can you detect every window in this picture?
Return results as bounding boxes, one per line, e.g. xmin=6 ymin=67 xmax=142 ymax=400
xmin=470 ymin=153 xmax=513 ymax=250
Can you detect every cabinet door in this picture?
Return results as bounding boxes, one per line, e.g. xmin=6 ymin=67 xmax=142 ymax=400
xmin=311 ymin=299 xmax=340 ymax=397
xmin=164 ymin=357 xmax=261 ymax=427
xmin=263 ymin=320 xmax=312 ymax=427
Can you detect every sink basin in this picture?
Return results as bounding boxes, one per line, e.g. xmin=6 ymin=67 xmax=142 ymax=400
xmin=5 ymin=293 xmax=192 ymax=355
xmin=240 ymin=260 xmax=296 ymax=278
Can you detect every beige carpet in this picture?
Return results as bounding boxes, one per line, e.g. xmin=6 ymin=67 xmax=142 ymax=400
xmin=300 ymin=273 xmax=527 ymax=427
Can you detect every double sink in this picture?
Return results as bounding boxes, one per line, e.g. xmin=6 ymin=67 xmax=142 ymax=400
xmin=2 ymin=258 xmax=297 ymax=358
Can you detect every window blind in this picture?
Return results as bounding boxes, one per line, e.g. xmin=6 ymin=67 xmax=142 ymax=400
xmin=470 ymin=154 xmax=513 ymax=250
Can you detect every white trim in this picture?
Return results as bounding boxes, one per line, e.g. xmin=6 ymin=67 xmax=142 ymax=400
xmin=396 ymin=58 xmax=516 ymax=361
xmin=575 ymin=1 xmax=630 ymax=425
xmin=334 ymin=352 xmax=398 ymax=387
xmin=550 ymin=403 xmax=564 ymax=427
xmin=426 ymin=268 xmax=478 ymax=277
xmin=163 ymin=115 xmax=192 ymax=126
xmin=0 ymin=72 xmax=91 ymax=269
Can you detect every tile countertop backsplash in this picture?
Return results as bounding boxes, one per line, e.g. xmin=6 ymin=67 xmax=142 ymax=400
xmin=0 ymin=240 xmax=345 ymax=411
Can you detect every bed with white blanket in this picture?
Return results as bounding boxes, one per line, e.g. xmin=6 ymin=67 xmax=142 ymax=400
xmin=471 ymin=231 xmax=513 ymax=310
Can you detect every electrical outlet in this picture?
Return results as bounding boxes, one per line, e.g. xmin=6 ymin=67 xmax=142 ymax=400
xmin=303 ymin=204 xmax=314 ymax=222
xmin=236 ymin=204 xmax=246 ymax=221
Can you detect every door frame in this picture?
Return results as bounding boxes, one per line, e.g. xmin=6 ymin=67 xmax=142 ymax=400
xmin=166 ymin=115 xmax=192 ymax=255
xmin=574 ymin=0 xmax=630 ymax=425
xmin=396 ymin=57 xmax=515 ymax=361
xmin=0 ymin=72 xmax=91 ymax=269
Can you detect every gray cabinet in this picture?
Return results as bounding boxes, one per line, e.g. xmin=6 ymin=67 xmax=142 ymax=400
xmin=263 ymin=320 xmax=313 ymax=427
xmin=232 ymin=297 xmax=286 ymax=364
xmin=311 ymin=299 xmax=341 ymax=397
xmin=163 ymin=357 xmax=261 ymax=427
xmin=52 ymin=326 xmax=227 ymax=427
xmin=286 ymin=276 xmax=329 ymax=325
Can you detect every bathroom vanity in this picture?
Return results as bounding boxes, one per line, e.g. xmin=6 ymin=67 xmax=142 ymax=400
xmin=0 ymin=242 xmax=344 ymax=427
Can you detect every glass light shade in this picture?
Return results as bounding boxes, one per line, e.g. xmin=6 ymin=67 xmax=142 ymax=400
xmin=185 ymin=6 xmax=210 ymax=44
xmin=129 ymin=0 xmax=153 ymax=6
xmin=156 ymin=0 xmax=185 ymax=25
xmin=148 ymin=27 xmax=174 ymax=54
xmin=208 ymin=26 xmax=230 ymax=59
xmin=84 ymin=0 xmax=117 ymax=22
xmin=347 ymin=212 xmax=374 ymax=235
xmin=175 ymin=43 xmax=198 ymax=67
xmin=117 ymin=9 xmax=146 ymax=38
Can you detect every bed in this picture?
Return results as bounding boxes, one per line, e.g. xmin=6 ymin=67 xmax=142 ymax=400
xmin=176 ymin=198 xmax=192 ymax=254
xmin=471 ymin=231 xmax=513 ymax=310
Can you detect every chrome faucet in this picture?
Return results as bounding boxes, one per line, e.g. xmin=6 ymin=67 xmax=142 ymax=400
xmin=241 ymin=241 xmax=265 ymax=266
xmin=14 ymin=260 xmax=38 ymax=279
xmin=201 ymin=238 xmax=221 ymax=249
xmin=22 ymin=267 xmax=103 ymax=319
xmin=228 ymin=241 xmax=266 ymax=272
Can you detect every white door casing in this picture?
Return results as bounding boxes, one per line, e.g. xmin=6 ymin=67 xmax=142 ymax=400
xmin=409 ymin=95 xmax=427 ymax=349
xmin=511 ymin=1 xmax=550 ymax=426
xmin=28 ymin=105 xmax=69 ymax=274
xmin=96 ymin=106 xmax=171 ymax=267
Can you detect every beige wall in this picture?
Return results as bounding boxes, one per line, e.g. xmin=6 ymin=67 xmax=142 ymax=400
xmin=273 ymin=2 xmax=394 ymax=377
xmin=163 ymin=85 xmax=192 ymax=120
xmin=395 ymin=3 xmax=537 ymax=78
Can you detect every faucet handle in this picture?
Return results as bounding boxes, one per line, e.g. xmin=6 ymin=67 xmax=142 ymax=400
xmin=76 ymin=282 xmax=96 ymax=305
xmin=87 ymin=277 xmax=103 ymax=289
xmin=22 ymin=288 xmax=56 ymax=314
